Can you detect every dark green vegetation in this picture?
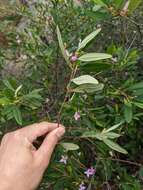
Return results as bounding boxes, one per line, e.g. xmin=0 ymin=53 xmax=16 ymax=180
xmin=0 ymin=0 xmax=143 ymax=189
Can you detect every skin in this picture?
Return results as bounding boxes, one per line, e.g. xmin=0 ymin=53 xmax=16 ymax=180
xmin=0 ymin=122 xmax=65 ymax=190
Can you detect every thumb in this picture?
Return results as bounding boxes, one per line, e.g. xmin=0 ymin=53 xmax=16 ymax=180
xmin=35 ymin=126 xmax=65 ymax=169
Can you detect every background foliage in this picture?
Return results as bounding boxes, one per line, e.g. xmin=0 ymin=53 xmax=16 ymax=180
xmin=0 ymin=0 xmax=143 ymax=189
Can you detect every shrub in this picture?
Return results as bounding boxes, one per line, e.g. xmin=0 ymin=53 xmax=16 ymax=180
xmin=0 ymin=0 xmax=143 ymax=189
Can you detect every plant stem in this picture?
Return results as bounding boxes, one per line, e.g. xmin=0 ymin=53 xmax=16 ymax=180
xmin=57 ymin=64 xmax=78 ymax=126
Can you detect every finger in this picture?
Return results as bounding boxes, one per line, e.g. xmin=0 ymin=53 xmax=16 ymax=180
xmin=17 ymin=122 xmax=60 ymax=142
xmin=24 ymin=137 xmax=37 ymax=151
xmin=36 ymin=126 xmax=65 ymax=169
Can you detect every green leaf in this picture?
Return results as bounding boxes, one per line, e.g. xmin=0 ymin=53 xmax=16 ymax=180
xmin=0 ymin=97 xmax=11 ymax=106
xmin=128 ymin=0 xmax=142 ymax=14
xmin=103 ymin=139 xmax=128 ymax=154
xmin=78 ymin=28 xmax=101 ymax=51
xmin=128 ymin=82 xmax=143 ymax=90
xmin=105 ymin=132 xmax=121 ymax=139
xmin=133 ymin=89 xmax=143 ymax=96
xmin=12 ymin=106 xmax=22 ymax=125
xmin=93 ymin=0 xmax=107 ymax=7
xmin=23 ymin=89 xmax=42 ymax=100
xmin=71 ymin=75 xmax=98 ymax=85
xmin=61 ymin=142 xmax=79 ymax=151
xmin=72 ymin=83 xmax=104 ymax=93
xmin=139 ymin=166 xmax=143 ymax=179
xmin=82 ymin=131 xmax=103 ymax=140
xmin=93 ymin=4 xmax=102 ymax=12
xmin=3 ymin=105 xmax=14 ymax=120
xmin=124 ymin=103 xmax=133 ymax=123
xmin=78 ymin=53 xmax=112 ymax=62
xmin=114 ymin=0 xmax=124 ymax=9
xmin=56 ymin=26 xmax=69 ymax=64
xmin=81 ymin=62 xmax=111 ymax=72
xmin=133 ymin=102 xmax=143 ymax=109
xmin=3 ymin=80 xmax=15 ymax=91
xmin=105 ymin=122 xmax=122 ymax=133
xmin=14 ymin=85 xmax=23 ymax=98
xmin=82 ymin=130 xmax=120 ymax=140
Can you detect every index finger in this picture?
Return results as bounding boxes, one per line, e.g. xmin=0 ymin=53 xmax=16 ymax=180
xmin=17 ymin=122 xmax=59 ymax=142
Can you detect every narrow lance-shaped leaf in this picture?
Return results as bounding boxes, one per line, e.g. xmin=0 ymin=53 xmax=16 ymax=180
xmin=105 ymin=132 xmax=121 ymax=139
xmin=114 ymin=0 xmax=124 ymax=9
xmin=82 ymin=131 xmax=103 ymax=140
xmin=3 ymin=79 xmax=15 ymax=91
xmin=82 ymin=131 xmax=126 ymax=154
xmin=105 ymin=122 xmax=122 ymax=133
xmin=133 ymin=102 xmax=143 ymax=109
xmin=14 ymin=85 xmax=23 ymax=98
xmin=124 ymin=102 xmax=133 ymax=123
xmin=23 ymin=89 xmax=43 ymax=100
xmin=103 ymin=139 xmax=128 ymax=154
xmin=128 ymin=0 xmax=142 ymax=14
xmin=139 ymin=166 xmax=143 ymax=180
xmin=82 ymin=130 xmax=120 ymax=140
xmin=78 ymin=28 xmax=101 ymax=51
xmin=13 ymin=106 xmax=22 ymax=125
xmin=128 ymin=82 xmax=143 ymax=90
xmin=79 ymin=53 xmax=112 ymax=62
xmin=56 ymin=26 xmax=69 ymax=64
xmin=93 ymin=0 xmax=107 ymax=7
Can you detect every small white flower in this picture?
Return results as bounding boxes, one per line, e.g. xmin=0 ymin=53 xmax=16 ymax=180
xmin=59 ymin=155 xmax=68 ymax=165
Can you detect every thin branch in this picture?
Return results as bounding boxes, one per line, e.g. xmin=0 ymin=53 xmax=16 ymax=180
xmin=57 ymin=64 xmax=78 ymax=126
xmin=98 ymin=157 xmax=142 ymax=167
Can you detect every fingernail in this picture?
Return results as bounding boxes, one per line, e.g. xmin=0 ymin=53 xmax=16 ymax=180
xmin=55 ymin=127 xmax=65 ymax=138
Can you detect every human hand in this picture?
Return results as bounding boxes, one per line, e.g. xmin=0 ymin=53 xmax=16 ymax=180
xmin=0 ymin=122 xmax=65 ymax=190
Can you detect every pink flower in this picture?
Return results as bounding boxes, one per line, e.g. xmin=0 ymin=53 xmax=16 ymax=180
xmin=84 ymin=167 xmax=96 ymax=178
xmin=74 ymin=111 xmax=81 ymax=121
xmin=59 ymin=155 xmax=68 ymax=165
xmin=79 ymin=182 xmax=86 ymax=190
xmin=70 ymin=55 xmax=78 ymax=62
